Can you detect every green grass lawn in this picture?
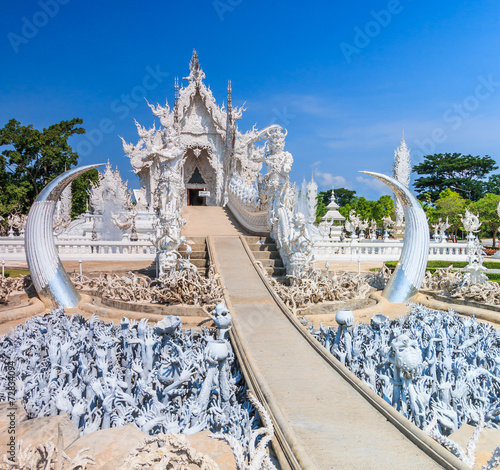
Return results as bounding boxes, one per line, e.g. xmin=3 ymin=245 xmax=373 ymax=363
xmin=3 ymin=269 xmax=30 ymax=278
xmin=379 ymin=261 xmax=500 ymax=281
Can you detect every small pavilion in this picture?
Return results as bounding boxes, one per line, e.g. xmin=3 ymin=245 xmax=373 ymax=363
xmin=322 ymin=189 xmax=345 ymax=240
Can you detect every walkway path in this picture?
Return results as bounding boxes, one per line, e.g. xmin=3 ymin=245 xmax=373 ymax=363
xmin=211 ymin=236 xmax=445 ymax=470
xmin=182 ymin=206 xmax=252 ymax=237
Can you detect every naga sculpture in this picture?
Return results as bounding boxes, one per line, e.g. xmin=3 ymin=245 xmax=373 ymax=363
xmin=25 ymin=164 xmax=104 ymax=308
xmin=361 ymin=171 xmax=429 ymax=303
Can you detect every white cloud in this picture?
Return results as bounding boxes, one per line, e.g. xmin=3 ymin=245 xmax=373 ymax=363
xmin=314 ymin=169 xmax=348 ymax=189
xmin=355 ymin=175 xmax=391 ymax=196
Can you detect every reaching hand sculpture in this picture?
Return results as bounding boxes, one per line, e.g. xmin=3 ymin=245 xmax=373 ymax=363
xmin=313 ymin=304 xmax=500 ymax=466
xmin=0 ymin=309 xmax=276 ymax=468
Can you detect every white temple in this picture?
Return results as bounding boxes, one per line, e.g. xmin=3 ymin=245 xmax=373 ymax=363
xmin=121 ymin=50 xmax=246 ymax=210
xmin=62 ymin=51 xmax=304 ymax=247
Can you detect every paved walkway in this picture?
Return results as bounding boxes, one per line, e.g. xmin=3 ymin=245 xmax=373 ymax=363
xmin=182 ymin=206 xmax=251 ymax=237
xmin=212 ymin=236 xmax=443 ymax=470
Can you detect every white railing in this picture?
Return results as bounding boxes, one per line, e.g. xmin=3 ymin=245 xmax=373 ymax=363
xmin=0 ymin=237 xmax=156 ymax=261
xmin=312 ymin=240 xmax=469 ymax=261
xmin=227 ymin=193 xmax=269 ymax=234
xmin=0 ymin=236 xmax=470 ymax=263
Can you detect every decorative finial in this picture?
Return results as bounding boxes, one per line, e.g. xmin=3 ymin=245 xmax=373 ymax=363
xmin=185 ymin=49 xmax=205 ymax=84
xmin=190 ymin=49 xmax=199 ymax=71
xmin=402 ymin=126 xmax=405 ymax=140
xmin=227 ymin=80 xmax=232 ymax=107
xmin=174 ymin=77 xmax=179 ymax=124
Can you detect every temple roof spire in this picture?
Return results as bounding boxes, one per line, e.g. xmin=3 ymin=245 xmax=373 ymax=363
xmin=227 ymin=80 xmax=232 ymax=113
xmin=190 ymin=49 xmax=199 ymax=71
xmin=174 ymin=77 xmax=179 ymax=125
xmin=226 ymin=80 xmax=234 ymax=135
xmin=185 ymin=48 xmax=205 ymax=84
xmin=393 ymin=128 xmax=411 ymax=225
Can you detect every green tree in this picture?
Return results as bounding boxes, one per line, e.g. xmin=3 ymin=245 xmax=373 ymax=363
xmin=413 ymin=153 xmax=497 ymax=202
xmin=332 ymin=188 xmax=357 ymax=207
xmin=315 ymin=195 xmax=328 ymax=224
xmin=0 ymin=118 xmax=85 ymax=216
xmin=485 ymin=174 xmax=500 ymax=195
xmin=315 ymin=188 xmax=357 ymax=224
xmin=339 ymin=195 xmax=395 ymax=226
xmin=470 ymin=193 xmax=500 ymax=246
xmin=432 ymin=189 xmax=467 ymax=236
xmin=71 ymin=169 xmax=99 ymax=218
xmin=372 ymin=195 xmax=395 ymax=222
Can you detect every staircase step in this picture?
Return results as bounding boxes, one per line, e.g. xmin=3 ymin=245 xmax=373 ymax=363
xmin=258 ymin=258 xmax=284 ymax=268
xmin=184 ymin=236 xmax=206 ymax=244
xmin=266 ymin=266 xmax=286 ymax=276
xmin=178 ymin=244 xmax=206 ymax=252
xmin=184 ymin=251 xmax=207 ymax=260
xmin=188 ymin=258 xmax=209 ymax=268
xmin=252 ymin=250 xmax=281 ymax=260
xmin=272 ymin=275 xmax=290 ymax=285
xmin=245 ymin=236 xmax=274 ymax=244
xmin=247 ymin=243 xmax=278 ymax=252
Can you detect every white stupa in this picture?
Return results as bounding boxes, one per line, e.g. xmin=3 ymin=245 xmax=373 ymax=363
xmin=322 ymin=187 xmax=345 ymax=240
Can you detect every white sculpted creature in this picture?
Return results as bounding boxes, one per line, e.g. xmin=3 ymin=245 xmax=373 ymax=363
xmin=462 ymin=209 xmax=482 ymax=233
xmin=260 ymin=126 xmax=293 ymax=213
xmin=287 ymin=212 xmax=313 ymax=279
xmin=53 ymin=185 xmax=72 ymax=236
xmin=210 ymin=302 xmax=232 ymax=340
xmin=390 ymin=334 xmax=422 ymax=379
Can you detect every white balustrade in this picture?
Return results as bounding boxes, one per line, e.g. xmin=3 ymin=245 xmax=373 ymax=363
xmin=312 ymin=240 xmax=468 ymax=262
xmin=0 ymin=232 xmax=469 ymax=264
xmin=227 ymin=193 xmax=269 ymax=234
xmin=0 ymin=237 xmax=157 ymax=261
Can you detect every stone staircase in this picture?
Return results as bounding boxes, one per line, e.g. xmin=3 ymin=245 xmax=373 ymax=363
xmin=178 ymin=236 xmax=209 ymax=276
xmin=244 ymin=235 xmax=287 ymax=283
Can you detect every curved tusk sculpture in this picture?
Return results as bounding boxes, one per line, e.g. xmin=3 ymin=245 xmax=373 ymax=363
xmin=360 ymin=171 xmax=429 ymax=303
xmin=25 ymin=164 xmax=104 ymax=308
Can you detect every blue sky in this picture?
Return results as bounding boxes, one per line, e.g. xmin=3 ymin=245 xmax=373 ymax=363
xmin=1 ymin=0 xmax=500 ymax=199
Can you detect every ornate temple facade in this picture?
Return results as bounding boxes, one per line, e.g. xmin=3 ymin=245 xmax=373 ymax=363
xmin=122 ymin=50 xmax=245 ymax=211
xmin=63 ymin=51 xmax=303 ymax=248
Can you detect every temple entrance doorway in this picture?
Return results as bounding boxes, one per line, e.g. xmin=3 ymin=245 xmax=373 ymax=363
xmin=183 ymin=149 xmax=217 ymax=206
xmin=187 ymin=188 xmax=206 ymax=206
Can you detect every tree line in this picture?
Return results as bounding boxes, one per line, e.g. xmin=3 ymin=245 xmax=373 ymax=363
xmin=317 ymin=153 xmax=500 ymax=245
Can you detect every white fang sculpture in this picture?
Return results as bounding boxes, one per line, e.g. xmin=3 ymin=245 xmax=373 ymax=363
xmin=25 ymin=164 xmax=104 ymax=308
xmin=361 ymin=171 xmax=429 ymax=303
